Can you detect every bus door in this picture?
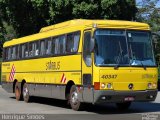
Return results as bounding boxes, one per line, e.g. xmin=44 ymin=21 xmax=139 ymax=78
xmin=82 ymin=30 xmax=94 ymax=103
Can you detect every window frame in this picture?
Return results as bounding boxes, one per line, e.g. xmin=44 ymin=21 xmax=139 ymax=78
xmin=83 ymin=30 xmax=92 ymax=67
xmin=2 ymin=30 xmax=81 ymax=62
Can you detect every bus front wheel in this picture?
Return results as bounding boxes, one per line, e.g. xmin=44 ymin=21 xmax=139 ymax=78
xmin=23 ymin=83 xmax=30 ymax=103
xmin=69 ymin=85 xmax=82 ymax=111
xmin=116 ymin=102 xmax=131 ymax=110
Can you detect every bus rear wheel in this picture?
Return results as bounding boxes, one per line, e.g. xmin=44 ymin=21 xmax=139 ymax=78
xmin=116 ymin=102 xmax=131 ymax=110
xmin=23 ymin=83 xmax=30 ymax=103
xmin=15 ymin=82 xmax=21 ymax=101
xmin=69 ymin=85 xmax=82 ymax=111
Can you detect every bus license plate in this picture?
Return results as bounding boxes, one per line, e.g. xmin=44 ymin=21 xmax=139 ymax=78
xmin=124 ymin=97 xmax=134 ymax=101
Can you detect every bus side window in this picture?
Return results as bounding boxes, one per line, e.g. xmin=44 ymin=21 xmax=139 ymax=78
xmin=52 ymin=38 xmax=56 ymax=55
xmin=40 ymin=40 xmax=45 ymax=56
xmin=12 ymin=46 xmax=18 ymax=60
xmin=55 ymin=37 xmax=60 ymax=55
xmin=22 ymin=44 xmax=28 ymax=58
xmin=46 ymin=38 xmax=52 ymax=55
xmin=25 ymin=43 xmax=29 ymax=58
xmin=73 ymin=32 xmax=80 ymax=52
xmin=59 ymin=35 xmax=66 ymax=54
xmin=11 ymin=47 xmax=14 ymax=60
xmin=29 ymin=42 xmax=33 ymax=57
xmin=66 ymin=32 xmax=80 ymax=53
xmin=66 ymin=33 xmax=73 ymax=53
xmin=22 ymin=44 xmax=25 ymax=58
xmin=17 ymin=45 xmax=21 ymax=59
xmin=83 ymin=31 xmax=91 ymax=66
xmin=19 ymin=44 xmax=22 ymax=59
xmin=7 ymin=47 xmax=11 ymax=60
xmin=35 ymin=41 xmax=39 ymax=56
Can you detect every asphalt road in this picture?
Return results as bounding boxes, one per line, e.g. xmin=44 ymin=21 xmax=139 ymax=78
xmin=0 ymin=86 xmax=160 ymax=120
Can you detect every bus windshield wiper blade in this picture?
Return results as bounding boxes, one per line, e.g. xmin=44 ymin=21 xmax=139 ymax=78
xmin=141 ymin=61 xmax=146 ymax=70
xmin=114 ymin=41 xmax=123 ymax=70
xmin=114 ymin=64 xmax=119 ymax=69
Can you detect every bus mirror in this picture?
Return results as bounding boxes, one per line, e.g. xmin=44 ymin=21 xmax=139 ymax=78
xmin=90 ymin=38 xmax=95 ymax=52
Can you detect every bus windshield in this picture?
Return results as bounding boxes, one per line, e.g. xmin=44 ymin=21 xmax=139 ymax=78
xmin=94 ymin=29 xmax=156 ymax=67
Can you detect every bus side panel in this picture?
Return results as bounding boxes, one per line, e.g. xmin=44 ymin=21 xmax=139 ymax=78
xmin=2 ymin=54 xmax=82 ymax=100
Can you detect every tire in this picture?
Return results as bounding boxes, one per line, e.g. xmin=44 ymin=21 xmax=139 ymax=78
xmin=15 ymin=82 xmax=22 ymax=101
xmin=22 ymin=83 xmax=30 ymax=103
xmin=69 ymin=85 xmax=82 ymax=111
xmin=116 ymin=102 xmax=131 ymax=110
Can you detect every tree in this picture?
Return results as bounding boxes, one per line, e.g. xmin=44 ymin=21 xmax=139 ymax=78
xmin=0 ymin=0 xmax=137 ymax=37
xmin=136 ymin=0 xmax=160 ymax=63
xmin=0 ymin=0 xmax=137 ymax=57
xmin=136 ymin=0 xmax=160 ymax=32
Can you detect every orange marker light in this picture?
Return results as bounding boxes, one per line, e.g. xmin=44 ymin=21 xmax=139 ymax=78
xmin=94 ymin=82 xmax=100 ymax=90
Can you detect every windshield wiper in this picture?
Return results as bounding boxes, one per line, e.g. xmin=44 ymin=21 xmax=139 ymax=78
xmin=140 ymin=61 xmax=147 ymax=70
xmin=114 ymin=64 xmax=119 ymax=69
xmin=114 ymin=41 xmax=123 ymax=70
xmin=130 ymin=44 xmax=146 ymax=69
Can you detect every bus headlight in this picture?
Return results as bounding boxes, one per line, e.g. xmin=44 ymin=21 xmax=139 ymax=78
xmin=148 ymin=83 xmax=152 ymax=89
xmin=152 ymin=83 xmax=157 ymax=89
xmin=147 ymin=83 xmax=157 ymax=89
xmin=107 ymin=83 xmax=112 ymax=89
xmin=101 ymin=83 xmax=106 ymax=89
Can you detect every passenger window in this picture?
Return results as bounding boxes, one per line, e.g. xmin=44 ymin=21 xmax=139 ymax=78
xmin=52 ymin=38 xmax=56 ymax=55
xmin=40 ymin=40 xmax=45 ymax=56
xmin=29 ymin=42 xmax=34 ymax=57
xmin=13 ymin=46 xmax=18 ymax=59
xmin=34 ymin=41 xmax=39 ymax=56
xmin=16 ymin=45 xmax=20 ymax=59
xmin=46 ymin=38 xmax=52 ymax=55
xmin=73 ymin=33 xmax=80 ymax=52
xmin=83 ymin=31 xmax=91 ymax=66
xmin=10 ymin=47 xmax=15 ymax=60
xmin=22 ymin=43 xmax=28 ymax=58
xmin=28 ymin=42 xmax=39 ymax=57
xmin=59 ymin=35 xmax=66 ymax=54
xmin=19 ymin=44 xmax=22 ymax=58
xmin=7 ymin=47 xmax=11 ymax=60
xmin=66 ymin=32 xmax=80 ymax=53
xmin=55 ymin=38 xmax=60 ymax=54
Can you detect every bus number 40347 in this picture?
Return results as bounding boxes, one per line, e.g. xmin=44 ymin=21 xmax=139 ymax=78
xmin=101 ymin=74 xmax=117 ymax=79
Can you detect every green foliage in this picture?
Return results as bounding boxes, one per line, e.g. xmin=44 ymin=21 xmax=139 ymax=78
xmin=0 ymin=0 xmax=137 ymax=37
xmin=136 ymin=0 xmax=160 ymax=32
xmin=72 ymin=1 xmax=98 ymax=19
xmin=0 ymin=0 xmax=137 ymax=58
xmin=136 ymin=0 xmax=160 ymax=63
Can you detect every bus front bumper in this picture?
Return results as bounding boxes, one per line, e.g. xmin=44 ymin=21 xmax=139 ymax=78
xmin=94 ymin=89 xmax=158 ymax=104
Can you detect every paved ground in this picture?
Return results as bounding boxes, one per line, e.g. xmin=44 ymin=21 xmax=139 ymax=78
xmin=0 ymin=86 xmax=160 ymax=120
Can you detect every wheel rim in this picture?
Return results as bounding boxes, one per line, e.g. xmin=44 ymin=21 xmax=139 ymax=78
xmin=15 ymin=87 xmax=20 ymax=99
xmin=23 ymin=86 xmax=29 ymax=99
xmin=71 ymin=91 xmax=78 ymax=105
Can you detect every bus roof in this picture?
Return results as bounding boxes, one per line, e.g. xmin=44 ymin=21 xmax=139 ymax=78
xmin=40 ymin=19 xmax=150 ymax=33
xmin=3 ymin=19 xmax=150 ymax=47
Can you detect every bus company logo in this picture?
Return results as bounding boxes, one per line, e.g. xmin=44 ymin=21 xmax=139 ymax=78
xmin=142 ymin=74 xmax=157 ymax=79
xmin=61 ymin=73 xmax=67 ymax=84
xmin=9 ymin=64 xmax=16 ymax=81
xmin=128 ymin=83 xmax=134 ymax=90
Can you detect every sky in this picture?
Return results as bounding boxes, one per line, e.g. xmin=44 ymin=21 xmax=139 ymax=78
xmin=136 ymin=0 xmax=160 ymax=7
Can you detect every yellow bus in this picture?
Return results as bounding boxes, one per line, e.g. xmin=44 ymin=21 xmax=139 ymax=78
xmin=1 ymin=19 xmax=158 ymax=110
